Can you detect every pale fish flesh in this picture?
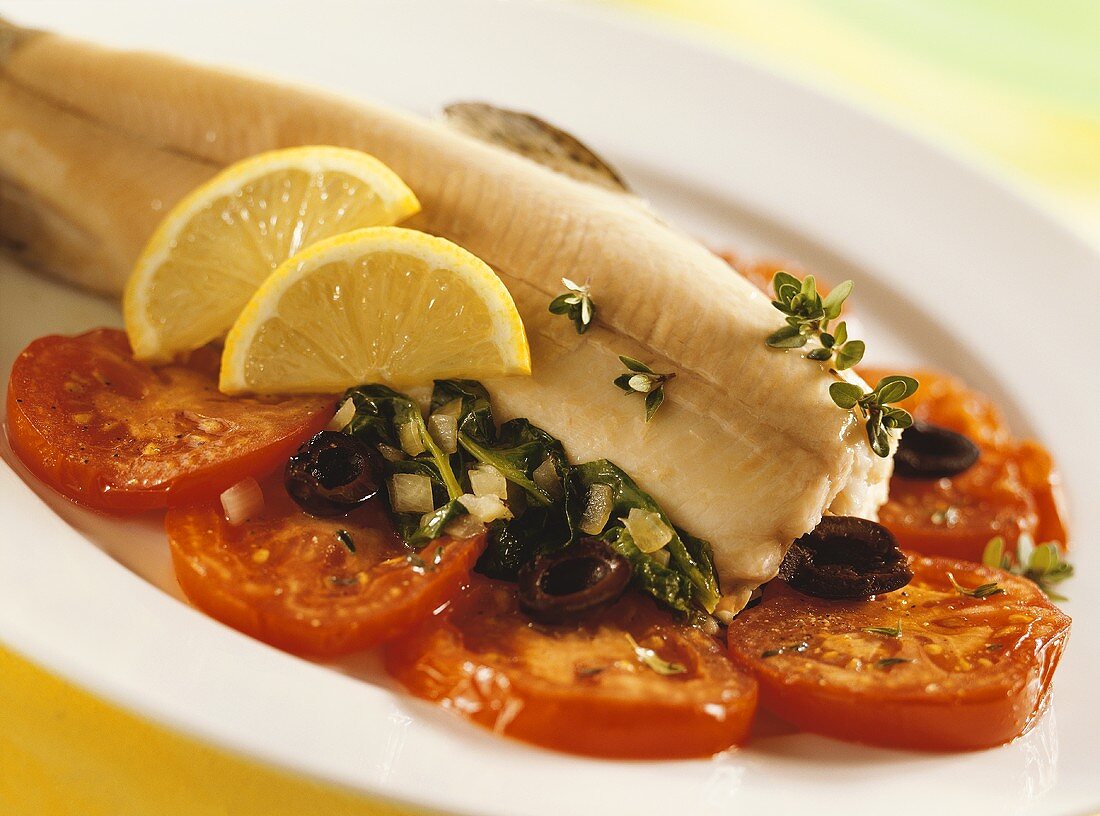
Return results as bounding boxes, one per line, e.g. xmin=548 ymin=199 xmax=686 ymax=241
xmin=0 ymin=19 xmax=894 ymax=606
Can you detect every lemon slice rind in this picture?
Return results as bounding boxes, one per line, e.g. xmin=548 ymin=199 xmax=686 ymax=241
xmin=124 ymin=146 xmax=420 ymax=361
xmin=219 ymin=226 xmax=531 ymax=395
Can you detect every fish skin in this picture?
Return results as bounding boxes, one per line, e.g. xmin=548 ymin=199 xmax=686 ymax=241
xmin=443 ymin=102 xmax=631 ymax=193
xmin=0 ymin=20 xmax=893 ymax=602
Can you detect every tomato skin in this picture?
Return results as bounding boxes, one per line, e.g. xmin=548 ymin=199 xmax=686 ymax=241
xmin=879 ymin=449 xmax=1034 ymax=561
xmin=6 ymin=329 xmax=330 ymax=511
xmin=863 ymin=368 xmax=1068 ymax=561
xmin=167 ymin=481 xmax=485 ymax=657
xmin=716 ymin=250 xmax=817 ymax=297
xmin=385 ymin=578 xmax=757 ymax=759
xmin=727 ymin=555 xmax=1070 ymax=751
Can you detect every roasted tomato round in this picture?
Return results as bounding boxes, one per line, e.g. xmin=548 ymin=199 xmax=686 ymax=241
xmin=864 ymin=368 xmax=1068 ymax=562
xmin=385 ymin=577 xmax=758 ymax=759
xmin=879 ymin=448 xmax=1036 ymax=562
xmin=6 ymin=329 xmax=330 ymax=511
xmin=166 ymin=479 xmax=485 ymax=657
xmin=727 ymin=554 xmax=1071 ymax=751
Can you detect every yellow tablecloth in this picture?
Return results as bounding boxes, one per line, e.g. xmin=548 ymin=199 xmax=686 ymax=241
xmin=0 ymin=649 xmax=426 ymax=815
xmin=4 ymin=2 xmax=1098 ymax=813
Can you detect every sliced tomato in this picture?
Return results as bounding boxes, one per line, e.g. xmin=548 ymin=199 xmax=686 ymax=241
xmin=879 ymin=448 xmax=1036 ymax=562
xmin=862 ymin=367 xmax=1067 ymax=562
xmin=726 ymin=555 xmax=1071 ymax=751
xmin=869 ymin=366 xmax=1012 ymax=449
xmin=6 ymin=329 xmax=331 ymax=511
xmin=1013 ymin=440 xmax=1070 ymax=547
xmin=385 ymin=578 xmax=757 ymax=759
xmin=166 ymin=480 xmax=485 ymax=657
xmin=715 ymin=250 xmax=819 ymax=297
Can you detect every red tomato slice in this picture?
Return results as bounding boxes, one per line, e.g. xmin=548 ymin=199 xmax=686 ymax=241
xmin=166 ymin=481 xmax=485 ymax=657
xmin=726 ymin=555 xmax=1071 ymax=751
xmin=715 ymin=250 xmax=820 ymax=297
xmin=879 ymin=448 xmax=1036 ymax=562
xmin=863 ymin=367 xmax=1068 ymax=561
xmin=871 ymin=366 xmax=1012 ymax=449
xmin=6 ymin=329 xmax=330 ymax=511
xmin=385 ymin=578 xmax=758 ymax=759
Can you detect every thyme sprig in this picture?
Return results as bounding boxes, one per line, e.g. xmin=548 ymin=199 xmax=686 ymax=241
xmin=549 ymin=277 xmax=596 ymax=334
xmin=766 ymin=272 xmax=865 ymax=370
xmin=764 ymin=271 xmax=917 ymax=458
xmin=983 ymin=535 xmax=1074 ymax=601
xmin=614 ymin=356 xmax=676 ymax=422
xmin=947 ymin=571 xmax=1005 ymax=599
xmin=625 ymin=634 xmax=686 ymax=676
xmin=863 ymin=619 xmax=903 ymax=638
xmin=876 ymin=657 xmax=912 ymax=669
xmin=761 ymin=641 xmax=810 ymax=658
xmin=829 ymin=376 xmax=918 ymax=458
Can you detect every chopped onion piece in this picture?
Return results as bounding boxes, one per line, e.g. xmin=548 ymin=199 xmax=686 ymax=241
xmin=444 ymin=513 xmax=487 ymax=540
xmin=696 ymin=615 xmax=720 ymax=637
xmin=623 ymin=508 xmax=673 ymax=553
xmin=405 ymin=384 xmax=435 ymax=417
xmin=650 ymin=547 xmax=671 ymax=567
xmin=579 ymin=483 xmax=613 ymax=535
xmin=397 ymin=420 xmax=426 ymax=456
xmin=469 ymin=464 xmax=508 ymax=499
xmin=220 ymin=477 xmax=264 ymax=526
xmin=714 ymin=588 xmax=753 ymax=623
xmin=377 ymin=443 xmax=405 ymax=462
xmin=457 ymin=493 xmax=512 ymax=523
xmin=326 ymin=398 xmax=356 ymax=431
xmin=389 ymin=473 xmax=435 ymax=513
xmin=428 ymin=413 xmax=458 ymax=454
xmin=531 ymin=455 xmax=563 ymax=500
xmin=434 ymin=398 xmax=464 ymax=420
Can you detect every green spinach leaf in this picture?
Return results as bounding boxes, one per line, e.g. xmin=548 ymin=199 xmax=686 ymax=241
xmin=564 ymin=460 xmax=720 ymax=614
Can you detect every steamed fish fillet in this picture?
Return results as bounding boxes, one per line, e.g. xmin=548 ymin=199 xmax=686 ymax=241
xmin=0 ymin=20 xmax=893 ymax=603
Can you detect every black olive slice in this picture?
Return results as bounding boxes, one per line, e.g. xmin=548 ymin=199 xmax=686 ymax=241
xmin=894 ymin=421 xmax=980 ymax=479
xmin=518 ymin=538 xmax=632 ymax=624
xmin=284 ymin=431 xmax=382 ymax=517
xmin=779 ymin=516 xmax=911 ymax=600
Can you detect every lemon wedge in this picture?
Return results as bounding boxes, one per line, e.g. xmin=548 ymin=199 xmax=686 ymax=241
xmin=219 ymin=227 xmax=531 ymax=394
xmin=124 ymin=146 xmax=420 ymax=361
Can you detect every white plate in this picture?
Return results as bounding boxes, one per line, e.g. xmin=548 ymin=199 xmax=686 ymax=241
xmin=1 ymin=2 xmax=1098 ymax=814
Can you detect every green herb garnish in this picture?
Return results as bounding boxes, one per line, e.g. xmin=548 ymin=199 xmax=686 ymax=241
xmin=765 ymin=273 xmax=865 ymax=369
xmin=405 ymin=550 xmax=443 ymax=575
xmin=947 ymin=571 xmax=1005 ymax=599
xmin=761 ymin=641 xmax=810 ymax=658
xmin=344 ymin=383 xmax=463 ymax=507
xmin=829 ymin=375 xmax=918 ymax=458
xmin=983 ymin=535 xmax=1074 ymax=601
xmin=335 ymin=529 xmax=356 ymax=553
xmin=764 ymin=271 xmax=917 ymax=458
xmin=343 ymin=379 xmax=720 ymax=619
xmin=613 ymin=356 xmax=675 ymax=422
xmin=625 ymin=634 xmax=686 ymax=676
xmin=575 ymin=665 xmax=606 ymax=678
xmin=566 ymin=460 xmax=720 ymax=615
xmin=548 ymin=277 xmax=596 ymax=334
xmin=863 ymin=620 xmax=903 ymax=638
xmin=876 ymin=657 xmax=912 ymax=668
